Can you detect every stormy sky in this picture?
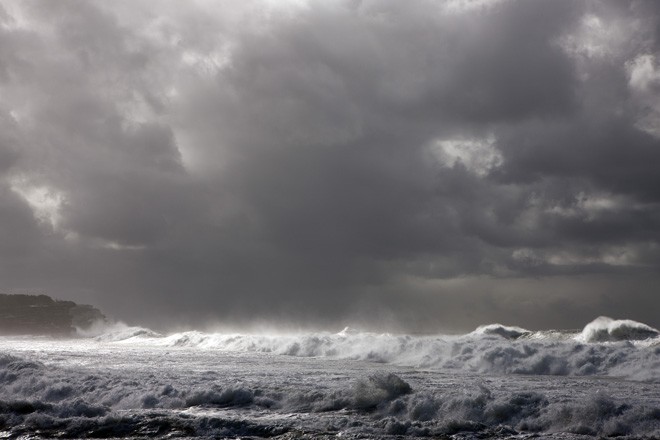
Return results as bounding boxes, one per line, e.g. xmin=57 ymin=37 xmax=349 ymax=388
xmin=1 ymin=0 xmax=660 ymax=332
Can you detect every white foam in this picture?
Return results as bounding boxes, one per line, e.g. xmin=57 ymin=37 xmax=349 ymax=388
xmin=72 ymin=317 xmax=660 ymax=382
xmin=0 ymin=347 xmax=658 ymax=438
xmin=576 ymin=316 xmax=659 ymax=343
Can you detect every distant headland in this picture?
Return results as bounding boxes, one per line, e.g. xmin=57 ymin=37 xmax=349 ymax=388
xmin=0 ymin=294 xmax=105 ymax=336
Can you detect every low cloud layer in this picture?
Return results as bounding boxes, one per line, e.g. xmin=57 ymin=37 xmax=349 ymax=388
xmin=1 ymin=0 xmax=659 ymax=331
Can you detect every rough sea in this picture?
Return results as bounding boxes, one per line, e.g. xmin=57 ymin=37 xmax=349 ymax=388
xmin=0 ymin=316 xmax=658 ymax=439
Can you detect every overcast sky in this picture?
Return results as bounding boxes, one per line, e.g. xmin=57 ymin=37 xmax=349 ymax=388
xmin=1 ymin=0 xmax=660 ymax=332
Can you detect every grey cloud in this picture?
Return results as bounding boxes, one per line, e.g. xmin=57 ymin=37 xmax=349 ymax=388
xmin=0 ymin=115 xmax=20 ymax=174
xmin=0 ymin=185 xmax=42 ymax=256
xmin=432 ymin=0 xmax=580 ymax=122
xmin=63 ymin=124 xmax=189 ymax=246
xmin=0 ymin=0 xmax=659 ymax=331
xmin=494 ymin=118 xmax=660 ymax=200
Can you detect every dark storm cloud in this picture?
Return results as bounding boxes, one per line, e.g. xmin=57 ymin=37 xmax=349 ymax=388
xmin=1 ymin=0 xmax=660 ymax=331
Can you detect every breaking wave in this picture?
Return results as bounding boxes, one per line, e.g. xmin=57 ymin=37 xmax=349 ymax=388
xmin=577 ymin=316 xmax=659 ymax=343
xmin=98 ymin=316 xmax=659 ymax=382
xmin=76 ymin=320 xmax=163 ymax=342
xmin=470 ymin=323 xmax=531 ymax=339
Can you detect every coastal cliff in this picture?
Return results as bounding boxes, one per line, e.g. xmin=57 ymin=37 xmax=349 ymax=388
xmin=0 ymin=294 xmax=105 ymax=336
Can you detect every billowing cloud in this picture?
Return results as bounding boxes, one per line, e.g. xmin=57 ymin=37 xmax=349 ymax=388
xmin=1 ymin=0 xmax=659 ymax=331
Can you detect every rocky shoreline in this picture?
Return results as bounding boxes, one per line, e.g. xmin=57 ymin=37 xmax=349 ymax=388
xmin=0 ymin=294 xmax=105 ymax=336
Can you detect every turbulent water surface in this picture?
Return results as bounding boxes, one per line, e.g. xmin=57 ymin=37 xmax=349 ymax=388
xmin=0 ymin=317 xmax=659 ymax=439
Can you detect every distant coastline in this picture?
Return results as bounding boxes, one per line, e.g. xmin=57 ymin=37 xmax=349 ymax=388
xmin=0 ymin=294 xmax=105 ymax=336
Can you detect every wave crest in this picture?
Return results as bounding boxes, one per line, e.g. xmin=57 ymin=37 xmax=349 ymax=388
xmin=84 ymin=322 xmax=163 ymax=342
xmin=78 ymin=317 xmax=660 ymax=381
xmin=577 ymin=316 xmax=659 ymax=343
xmin=471 ymin=324 xmax=531 ymax=340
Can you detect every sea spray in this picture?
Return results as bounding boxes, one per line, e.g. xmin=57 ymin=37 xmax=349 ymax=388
xmin=99 ymin=317 xmax=660 ymax=382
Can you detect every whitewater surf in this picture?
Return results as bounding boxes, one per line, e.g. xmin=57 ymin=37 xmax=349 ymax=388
xmin=0 ymin=316 xmax=658 ymax=438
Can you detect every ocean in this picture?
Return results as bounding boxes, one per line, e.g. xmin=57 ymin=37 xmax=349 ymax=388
xmin=0 ymin=316 xmax=658 ymax=439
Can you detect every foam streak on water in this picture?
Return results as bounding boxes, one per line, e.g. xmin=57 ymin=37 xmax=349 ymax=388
xmin=0 ymin=317 xmax=658 ymax=439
